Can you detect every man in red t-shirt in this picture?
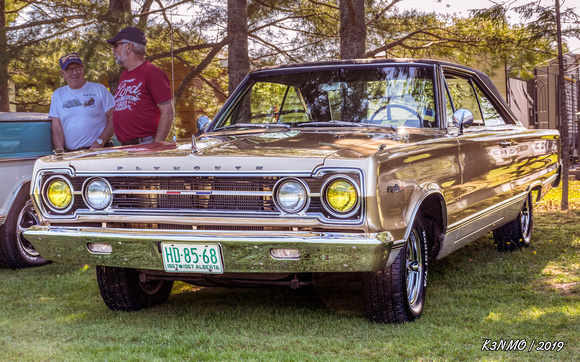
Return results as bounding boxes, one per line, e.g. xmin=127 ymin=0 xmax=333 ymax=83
xmin=107 ymin=27 xmax=174 ymax=145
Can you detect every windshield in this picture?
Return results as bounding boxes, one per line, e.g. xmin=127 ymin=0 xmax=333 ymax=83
xmin=216 ymin=65 xmax=436 ymax=129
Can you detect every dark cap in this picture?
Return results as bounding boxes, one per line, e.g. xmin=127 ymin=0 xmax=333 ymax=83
xmin=106 ymin=27 xmax=147 ymax=45
xmin=59 ymin=52 xmax=83 ymax=70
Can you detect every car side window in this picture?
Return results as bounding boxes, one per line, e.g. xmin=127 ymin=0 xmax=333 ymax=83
xmin=444 ymin=74 xmax=484 ymax=126
xmin=474 ymin=85 xmax=507 ymax=126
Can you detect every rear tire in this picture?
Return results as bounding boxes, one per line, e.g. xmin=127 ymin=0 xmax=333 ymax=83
xmin=493 ymin=193 xmax=533 ymax=252
xmin=96 ymin=266 xmax=173 ymax=311
xmin=363 ymin=216 xmax=428 ymax=323
xmin=0 ymin=187 xmax=49 ymax=268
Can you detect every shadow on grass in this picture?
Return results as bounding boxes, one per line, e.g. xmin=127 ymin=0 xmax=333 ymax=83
xmin=161 ymin=210 xmax=578 ymax=327
xmin=1 ymin=210 xmax=577 ymax=333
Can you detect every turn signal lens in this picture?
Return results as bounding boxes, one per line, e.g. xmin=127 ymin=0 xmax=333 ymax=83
xmin=87 ymin=243 xmax=112 ymax=254
xmin=270 ymin=248 xmax=301 ymax=259
xmin=326 ymin=179 xmax=357 ymax=213
xmin=47 ymin=179 xmax=72 ymax=209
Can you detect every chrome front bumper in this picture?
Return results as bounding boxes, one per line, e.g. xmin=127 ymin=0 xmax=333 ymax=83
xmin=23 ymin=226 xmax=397 ymax=273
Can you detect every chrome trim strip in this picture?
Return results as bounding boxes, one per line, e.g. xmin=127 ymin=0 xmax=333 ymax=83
xmin=112 ymin=189 xmax=272 ymax=197
xmin=76 ymin=171 xmax=313 ymax=177
xmin=447 ymin=192 xmax=525 ymax=232
xmin=0 ymin=156 xmax=45 ymax=163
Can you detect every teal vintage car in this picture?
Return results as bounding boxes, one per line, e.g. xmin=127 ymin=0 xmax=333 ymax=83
xmin=0 ymin=112 xmax=53 ymax=268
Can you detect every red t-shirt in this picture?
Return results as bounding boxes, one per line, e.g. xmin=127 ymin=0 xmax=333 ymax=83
xmin=113 ymin=61 xmax=171 ymax=142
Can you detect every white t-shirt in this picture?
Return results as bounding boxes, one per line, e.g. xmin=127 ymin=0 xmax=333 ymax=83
xmin=49 ymin=82 xmax=115 ymax=150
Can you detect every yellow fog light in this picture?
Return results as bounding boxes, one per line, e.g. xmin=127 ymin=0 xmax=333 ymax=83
xmin=323 ymin=177 xmax=359 ymax=217
xmin=46 ymin=178 xmax=72 ymax=210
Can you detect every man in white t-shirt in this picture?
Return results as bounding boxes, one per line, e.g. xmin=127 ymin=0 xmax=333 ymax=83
xmin=49 ymin=52 xmax=115 ymax=153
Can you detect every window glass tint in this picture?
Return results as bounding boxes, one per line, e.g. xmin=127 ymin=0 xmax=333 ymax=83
xmin=445 ymin=75 xmax=484 ymax=126
xmin=220 ymin=66 xmax=437 ymax=128
xmin=223 ymin=82 xmax=309 ymax=126
xmin=474 ymin=85 xmax=507 ymax=126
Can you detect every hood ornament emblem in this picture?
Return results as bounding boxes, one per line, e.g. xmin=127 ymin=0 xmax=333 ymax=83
xmin=191 ymin=135 xmax=197 ymax=154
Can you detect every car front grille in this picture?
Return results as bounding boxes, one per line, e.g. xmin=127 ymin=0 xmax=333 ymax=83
xmin=41 ymin=172 xmax=363 ymax=223
xmin=109 ymin=176 xmax=283 ymax=212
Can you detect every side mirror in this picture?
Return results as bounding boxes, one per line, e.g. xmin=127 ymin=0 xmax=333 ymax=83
xmin=196 ymin=116 xmax=211 ymax=135
xmin=452 ymin=108 xmax=474 ymax=135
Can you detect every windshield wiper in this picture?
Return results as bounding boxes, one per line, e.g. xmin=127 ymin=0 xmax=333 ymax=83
xmin=216 ymin=123 xmax=291 ymax=131
xmin=296 ymin=120 xmax=397 ymax=131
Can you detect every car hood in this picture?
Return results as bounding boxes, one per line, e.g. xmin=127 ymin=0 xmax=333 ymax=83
xmin=40 ymin=129 xmax=438 ymax=173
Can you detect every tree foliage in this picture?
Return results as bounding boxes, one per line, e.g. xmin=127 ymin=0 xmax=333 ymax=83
xmin=2 ymin=0 xmax=578 ymax=120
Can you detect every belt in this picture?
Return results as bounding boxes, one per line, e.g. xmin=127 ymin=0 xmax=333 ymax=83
xmin=66 ymin=140 xmax=114 ymax=152
xmin=121 ymin=136 xmax=155 ymax=145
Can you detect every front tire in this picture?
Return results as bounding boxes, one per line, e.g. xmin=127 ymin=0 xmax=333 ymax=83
xmin=363 ymin=216 xmax=428 ymax=323
xmin=493 ymin=192 xmax=533 ymax=252
xmin=0 ymin=188 xmax=49 ymax=268
xmin=96 ymin=266 xmax=174 ymax=311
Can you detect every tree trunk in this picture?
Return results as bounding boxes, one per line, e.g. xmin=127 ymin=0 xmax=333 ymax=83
xmin=0 ymin=0 xmax=10 ymax=111
xmin=340 ymin=0 xmax=366 ymax=60
xmin=228 ymin=0 xmax=249 ymax=95
xmin=108 ymin=0 xmax=132 ymax=18
xmin=107 ymin=0 xmax=132 ymax=95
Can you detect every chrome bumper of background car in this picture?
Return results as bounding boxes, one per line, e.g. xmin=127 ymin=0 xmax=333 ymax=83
xmin=23 ymin=226 xmax=395 ymax=273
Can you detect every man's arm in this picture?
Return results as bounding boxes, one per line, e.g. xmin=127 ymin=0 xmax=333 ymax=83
xmin=50 ymin=117 xmax=65 ymax=151
xmin=89 ymin=107 xmax=115 ymax=149
xmin=154 ymin=100 xmax=175 ymax=142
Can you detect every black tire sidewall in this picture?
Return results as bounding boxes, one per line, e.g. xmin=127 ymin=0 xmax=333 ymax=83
xmin=362 ymin=215 xmax=428 ymax=323
xmin=96 ymin=266 xmax=173 ymax=311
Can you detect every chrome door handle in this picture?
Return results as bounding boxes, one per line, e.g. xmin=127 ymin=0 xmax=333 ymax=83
xmin=499 ymin=141 xmax=512 ymax=148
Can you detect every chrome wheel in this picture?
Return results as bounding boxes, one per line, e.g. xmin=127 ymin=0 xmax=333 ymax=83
xmin=363 ymin=216 xmax=428 ymax=323
xmin=406 ymin=228 xmax=424 ymax=313
xmin=520 ymin=196 xmax=532 ymax=240
xmin=493 ymin=192 xmax=533 ymax=251
xmin=17 ymin=200 xmax=41 ymax=258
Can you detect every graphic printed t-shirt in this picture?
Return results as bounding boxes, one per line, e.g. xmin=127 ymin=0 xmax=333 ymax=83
xmin=48 ymin=82 xmax=115 ymax=151
xmin=113 ymin=61 xmax=172 ymax=142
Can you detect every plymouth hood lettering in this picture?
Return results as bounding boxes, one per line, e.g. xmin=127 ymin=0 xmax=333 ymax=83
xmin=42 ymin=130 xmax=441 ymax=173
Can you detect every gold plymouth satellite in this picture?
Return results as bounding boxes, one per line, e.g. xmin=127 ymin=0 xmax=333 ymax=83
xmin=24 ymin=59 xmax=561 ymax=324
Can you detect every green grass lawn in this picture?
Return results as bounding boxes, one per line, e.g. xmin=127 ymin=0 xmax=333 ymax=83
xmin=1 ymin=183 xmax=578 ymax=361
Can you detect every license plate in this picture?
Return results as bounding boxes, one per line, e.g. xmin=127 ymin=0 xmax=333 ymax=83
xmin=161 ymin=243 xmax=223 ymax=273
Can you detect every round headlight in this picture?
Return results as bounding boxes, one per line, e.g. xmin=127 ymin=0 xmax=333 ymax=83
xmin=274 ymin=178 xmax=308 ymax=214
xmin=84 ymin=178 xmax=112 ymax=210
xmin=46 ymin=178 xmax=72 ymax=210
xmin=324 ymin=178 xmax=358 ymax=215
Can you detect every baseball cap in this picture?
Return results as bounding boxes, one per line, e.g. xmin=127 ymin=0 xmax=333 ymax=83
xmin=59 ymin=53 xmax=83 ymax=70
xmin=106 ymin=27 xmax=147 ymax=45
